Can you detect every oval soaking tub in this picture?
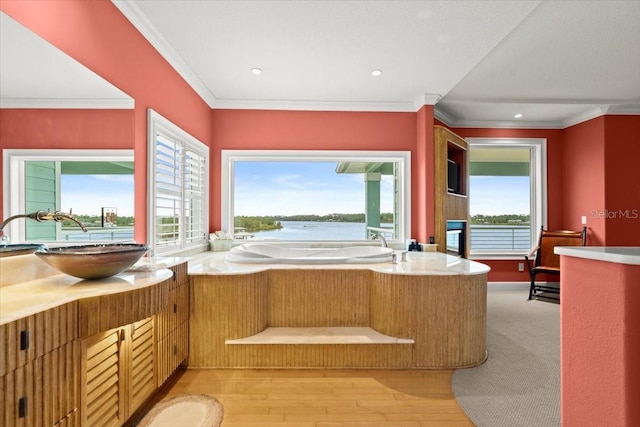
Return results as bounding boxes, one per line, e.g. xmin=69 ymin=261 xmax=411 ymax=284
xmin=226 ymin=243 xmax=394 ymax=264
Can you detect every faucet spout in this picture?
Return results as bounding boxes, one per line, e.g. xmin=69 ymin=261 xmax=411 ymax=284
xmin=0 ymin=209 xmax=88 ymax=242
xmin=370 ymin=233 xmax=388 ymax=248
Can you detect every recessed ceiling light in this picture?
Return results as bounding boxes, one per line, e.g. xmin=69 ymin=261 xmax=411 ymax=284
xmin=514 ymin=113 xmax=524 ymax=119
xmin=251 ymin=68 xmax=263 ymax=75
xmin=371 ymin=69 xmax=383 ymax=77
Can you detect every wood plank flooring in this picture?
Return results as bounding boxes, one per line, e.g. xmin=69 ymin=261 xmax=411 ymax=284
xmin=147 ymin=368 xmax=474 ymax=426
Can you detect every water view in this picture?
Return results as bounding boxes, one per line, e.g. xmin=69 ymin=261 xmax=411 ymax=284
xmin=251 ymin=221 xmax=375 ymax=241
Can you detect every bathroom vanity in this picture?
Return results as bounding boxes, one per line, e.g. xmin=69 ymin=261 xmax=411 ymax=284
xmin=188 ymin=250 xmax=490 ymax=369
xmin=0 ymin=254 xmax=189 ymax=427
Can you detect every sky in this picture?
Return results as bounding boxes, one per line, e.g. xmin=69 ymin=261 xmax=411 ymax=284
xmin=469 ymin=175 xmax=530 ymax=216
xmin=61 ymin=174 xmax=135 ymax=217
xmin=234 ymin=161 xmax=395 ymax=216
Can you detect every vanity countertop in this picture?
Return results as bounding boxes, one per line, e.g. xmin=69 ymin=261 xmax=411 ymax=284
xmin=0 ymin=254 xmax=190 ymax=325
xmin=555 ymin=246 xmax=640 ymax=265
xmin=188 ymin=249 xmax=491 ymax=276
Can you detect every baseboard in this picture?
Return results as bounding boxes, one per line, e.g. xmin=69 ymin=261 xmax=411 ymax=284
xmin=488 ymin=281 xmax=560 ymax=291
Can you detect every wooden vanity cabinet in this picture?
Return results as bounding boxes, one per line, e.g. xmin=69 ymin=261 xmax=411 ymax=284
xmin=80 ymin=317 xmax=155 ymax=427
xmin=1 ymin=260 xmax=190 ymax=427
xmin=155 ymin=263 xmax=189 ymax=386
xmin=0 ymin=303 xmax=80 ymax=427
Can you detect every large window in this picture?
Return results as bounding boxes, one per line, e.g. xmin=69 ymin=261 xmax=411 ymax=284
xmin=148 ymin=110 xmax=209 ymax=255
xmin=467 ymin=138 xmax=546 ymax=258
xmin=221 ymin=151 xmax=411 ymax=243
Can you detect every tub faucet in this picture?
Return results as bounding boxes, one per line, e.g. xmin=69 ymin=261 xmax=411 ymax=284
xmin=370 ymin=233 xmax=388 ymax=248
xmin=0 ymin=209 xmax=87 ymax=244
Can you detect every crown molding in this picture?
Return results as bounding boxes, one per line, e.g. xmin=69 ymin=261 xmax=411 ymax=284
xmin=214 ymin=98 xmax=418 ymax=112
xmin=0 ymin=98 xmax=135 ymax=109
xmin=413 ymin=94 xmax=442 ymax=111
xmin=112 ymin=0 xmax=218 ymax=108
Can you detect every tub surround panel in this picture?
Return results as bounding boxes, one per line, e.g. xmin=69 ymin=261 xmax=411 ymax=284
xmin=268 ymin=269 xmax=370 ymax=327
xmin=415 ymin=274 xmax=487 ymax=367
xmin=189 ymin=251 xmax=488 ymax=368
xmin=189 ymin=272 xmax=268 ymax=367
xmin=370 ymin=273 xmax=416 ymax=340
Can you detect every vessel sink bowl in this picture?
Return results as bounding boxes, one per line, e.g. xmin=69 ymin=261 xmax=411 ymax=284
xmin=0 ymin=243 xmax=45 ymax=257
xmin=35 ymin=243 xmax=150 ymax=280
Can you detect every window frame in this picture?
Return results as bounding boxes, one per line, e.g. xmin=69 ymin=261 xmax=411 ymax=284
xmin=466 ymin=138 xmax=547 ymax=259
xmin=147 ymin=109 xmax=209 ymax=255
xmin=221 ymin=150 xmax=411 ymax=244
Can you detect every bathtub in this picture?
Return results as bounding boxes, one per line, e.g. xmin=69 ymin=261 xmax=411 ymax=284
xmin=226 ymin=243 xmax=394 ymax=264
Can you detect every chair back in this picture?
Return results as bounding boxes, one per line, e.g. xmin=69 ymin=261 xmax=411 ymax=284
xmin=535 ymin=228 xmax=586 ymax=268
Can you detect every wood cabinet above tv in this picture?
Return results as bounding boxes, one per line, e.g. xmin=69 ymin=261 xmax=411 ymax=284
xmin=434 ymin=126 xmax=469 ymax=258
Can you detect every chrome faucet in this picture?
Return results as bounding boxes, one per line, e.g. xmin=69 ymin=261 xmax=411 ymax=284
xmin=0 ymin=209 xmax=88 ymax=244
xmin=370 ymin=233 xmax=388 ymax=248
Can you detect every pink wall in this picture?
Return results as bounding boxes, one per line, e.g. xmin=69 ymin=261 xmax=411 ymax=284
xmin=416 ymin=106 xmax=435 ymax=241
xmin=561 ymin=256 xmax=640 ymax=426
xmin=0 ymin=0 xmax=212 ymax=243
xmin=562 ymin=117 xmax=606 ymax=245
xmin=603 ymin=115 xmax=640 ymax=245
xmin=210 ymin=109 xmax=429 ymax=238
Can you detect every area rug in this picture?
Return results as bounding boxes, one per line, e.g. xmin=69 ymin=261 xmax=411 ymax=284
xmin=137 ymin=394 xmax=224 ymax=427
xmin=452 ymin=288 xmax=560 ymax=427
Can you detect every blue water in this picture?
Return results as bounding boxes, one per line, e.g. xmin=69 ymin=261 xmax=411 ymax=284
xmin=252 ymin=221 xmax=372 ymax=240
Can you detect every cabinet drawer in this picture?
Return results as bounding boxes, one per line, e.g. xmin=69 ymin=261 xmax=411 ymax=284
xmin=168 ymin=262 xmax=188 ymax=290
xmin=157 ymin=322 xmax=188 ymax=386
xmin=0 ymin=340 xmax=78 ymax=427
xmin=0 ymin=302 xmax=78 ymax=376
xmin=155 ymin=283 xmax=189 ymax=339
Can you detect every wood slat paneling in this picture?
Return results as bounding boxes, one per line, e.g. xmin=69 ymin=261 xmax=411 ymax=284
xmin=0 ymin=341 xmax=78 ymax=427
xmin=0 ymin=302 xmax=78 ymax=377
xmin=268 ymin=269 xmax=370 ymax=327
xmin=78 ymin=282 xmax=167 ymax=338
xmin=189 ymin=269 xmax=486 ymax=369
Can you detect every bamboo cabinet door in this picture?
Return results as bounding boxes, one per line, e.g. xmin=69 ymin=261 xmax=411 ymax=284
xmin=80 ymin=328 xmax=124 ymax=427
xmin=80 ymin=317 xmax=155 ymax=427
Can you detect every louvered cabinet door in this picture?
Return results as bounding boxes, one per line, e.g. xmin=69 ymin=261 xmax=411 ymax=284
xmin=127 ymin=317 xmax=155 ymax=416
xmin=80 ymin=328 xmax=124 ymax=427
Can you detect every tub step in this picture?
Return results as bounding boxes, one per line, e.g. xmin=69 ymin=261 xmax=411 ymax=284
xmin=226 ymin=327 xmax=414 ymax=345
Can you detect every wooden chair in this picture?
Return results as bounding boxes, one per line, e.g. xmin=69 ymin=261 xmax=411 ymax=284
xmin=525 ymin=226 xmax=586 ymax=300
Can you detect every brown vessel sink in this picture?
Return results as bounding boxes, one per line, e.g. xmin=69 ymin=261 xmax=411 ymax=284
xmin=35 ymin=243 xmax=150 ymax=280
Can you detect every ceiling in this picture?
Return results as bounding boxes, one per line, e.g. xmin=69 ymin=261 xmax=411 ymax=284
xmin=0 ymin=12 xmax=133 ymax=109
xmin=2 ymin=2 xmax=638 ymax=128
xmin=114 ymin=0 xmax=640 ymax=129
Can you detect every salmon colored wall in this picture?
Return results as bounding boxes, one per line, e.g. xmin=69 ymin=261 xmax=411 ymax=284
xmin=561 ymin=256 xmax=640 ymax=426
xmin=603 ymin=115 xmax=640 ymax=245
xmin=562 ymin=117 xmax=606 ymax=245
xmin=1 ymin=0 xmax=212 ymax=243
xmin=416 ymin=106 xmax=435 ymax=242
xmin=451 ymin=127 xmax=565 ymax=282
xmin=210 ymin=109 xmax=426 ymax=237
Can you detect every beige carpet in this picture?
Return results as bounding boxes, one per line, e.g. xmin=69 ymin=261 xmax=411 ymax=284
xmin=452 ymin=287 xmax=560 ymax=427
xmin=137 ymin=394 xmax=224 ymax=427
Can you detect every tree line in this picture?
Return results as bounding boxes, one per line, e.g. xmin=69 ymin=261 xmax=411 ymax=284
xmin=234 ymin=213 xmax=395 ymax=232
xmin=470 ymin=214 xmax=530 ymax=225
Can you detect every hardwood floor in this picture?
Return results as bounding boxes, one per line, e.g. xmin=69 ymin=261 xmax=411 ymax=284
xmin=149 ymin=368 xmax=475 ymax=426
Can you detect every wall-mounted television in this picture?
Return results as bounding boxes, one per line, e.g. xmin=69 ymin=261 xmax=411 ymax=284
xmin=447 ymin=159 xmax=460 ymax=193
